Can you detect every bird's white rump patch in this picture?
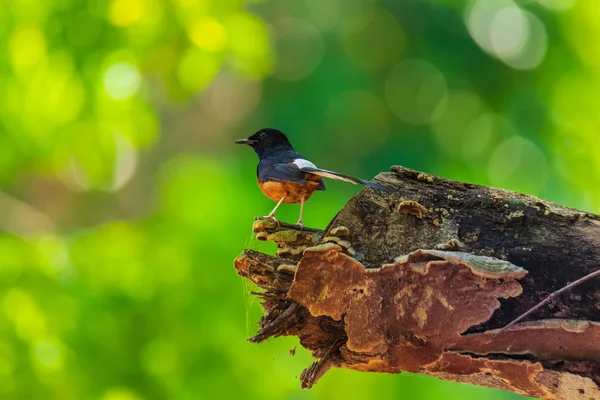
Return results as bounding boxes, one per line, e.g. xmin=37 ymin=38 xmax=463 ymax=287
xmin=293 ymin=158 xmax=360 ymax=184
xmin=293 ymin=159 xmax=318 ymax=170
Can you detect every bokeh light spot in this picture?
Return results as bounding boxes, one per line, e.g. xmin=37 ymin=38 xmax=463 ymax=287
xmin=109 ymin=0 xmax=144 ymax=27
xmin=462 ymin=113 xmax=515 ymax=163
xmin=503 ymin=11 xmax=547 ymax=70
xmin=9 ymin=28 xmax=46 ymax=69
xmin=490 ymin=6 xmax=527 ymax=59
xmin=3 ymin=289 xmax=46 ymax=342
xmin=103 ymin=63 xmax=142 ymax=100
xmin=26 ymin=53 xmax=86 ymax=127
xmin=32 ymin=339 xmax=64 ymax=371
xmin=432 ymin=90 xmax=485 ymax=156
xmin=564 ymin=1 xmax=600 ymax=68
xmin=34 ymin=235 xmax=74 ymax=281
xmin=466 ymin=0 xmax=513 ymax=55
xmin=385 ymin=59 xmax=447 ymax=125
xmin=225 ymin=13 xmax=273 ymax=78
xmin=177 ymin=48 xmax=220 ymax=91
xmin=466 ymin=0 xmax=548 ymax=69
xmin=188 ymin=17 xmax=227 ymax=52
xmin=488 ymin=136 xmax=549 ymax=194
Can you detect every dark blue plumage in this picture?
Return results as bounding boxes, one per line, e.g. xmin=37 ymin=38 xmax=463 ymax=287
xmin=257 ymin=157 xmax=326 ymax=191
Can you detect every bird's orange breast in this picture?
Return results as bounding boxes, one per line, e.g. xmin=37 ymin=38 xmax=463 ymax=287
xmin=258 ymin=177 xmax=321 ymax=204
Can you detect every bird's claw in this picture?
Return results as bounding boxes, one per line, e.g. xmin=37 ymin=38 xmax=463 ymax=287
xmin=264 ymin=215 xmax=278 ymax=223
xmin=296 ymin=221 xmax=304 ymax=230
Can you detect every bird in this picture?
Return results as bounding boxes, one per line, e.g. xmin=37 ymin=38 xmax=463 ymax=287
xmin=235 ymin=128 xmax=386 ymax=227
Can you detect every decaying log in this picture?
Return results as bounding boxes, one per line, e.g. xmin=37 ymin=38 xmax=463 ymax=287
xmin=234 ymin=166 xmax=600 ymax=399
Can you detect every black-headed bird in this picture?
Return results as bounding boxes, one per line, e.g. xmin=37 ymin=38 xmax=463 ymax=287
xmin=236 ymin=128 xmax=385 ymax=227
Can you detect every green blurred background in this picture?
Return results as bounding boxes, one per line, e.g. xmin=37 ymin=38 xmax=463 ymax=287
xmin=0 ymin=0 xmax=598 ymax=398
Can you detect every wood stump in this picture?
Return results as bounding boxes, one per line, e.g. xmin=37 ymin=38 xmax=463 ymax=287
xmin=234 ymin=166 xmax=600 ymax=399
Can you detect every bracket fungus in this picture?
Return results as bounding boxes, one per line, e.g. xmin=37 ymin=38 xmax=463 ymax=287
xmin=235 ymin=166 xmax=600 ymax=399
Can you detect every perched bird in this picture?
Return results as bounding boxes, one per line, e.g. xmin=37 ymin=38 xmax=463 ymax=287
xmin=235 ymin=128 xmax=385 ymax=227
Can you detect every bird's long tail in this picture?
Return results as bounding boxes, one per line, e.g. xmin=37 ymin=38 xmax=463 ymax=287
xmin=301 ymin=167 xmax=388 ymax=191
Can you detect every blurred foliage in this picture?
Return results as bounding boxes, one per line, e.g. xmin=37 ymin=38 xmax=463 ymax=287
xmin=0 ymin=0 xmax=598 ymax=399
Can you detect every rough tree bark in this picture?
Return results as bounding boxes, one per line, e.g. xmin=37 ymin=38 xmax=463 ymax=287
xmin=234 ymin=166 xmax=600 ymax=399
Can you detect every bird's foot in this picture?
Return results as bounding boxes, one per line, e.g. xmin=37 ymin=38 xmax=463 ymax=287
xmin=295 ymin=220 xmax=304 ymax=230
xmin=264 ymin=215 xmax=278 ymax=223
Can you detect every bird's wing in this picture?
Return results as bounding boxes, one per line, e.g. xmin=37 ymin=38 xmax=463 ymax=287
xmin=258 ymin=159 xmax=326 ymax=190
xmin=258 ymin=161 xmax=307 ymax=184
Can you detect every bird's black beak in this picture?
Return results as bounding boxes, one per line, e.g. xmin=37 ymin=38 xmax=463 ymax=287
xmin=235 ymin=138 xmax=256 ymax=145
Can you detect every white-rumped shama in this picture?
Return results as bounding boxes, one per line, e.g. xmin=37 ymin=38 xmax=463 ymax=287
xmin=236 ymin=128 xmax=385 ymax=227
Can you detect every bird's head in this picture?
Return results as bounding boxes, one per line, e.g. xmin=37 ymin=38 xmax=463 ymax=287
xmin=235 ymin=128 xmax=294 ymax=157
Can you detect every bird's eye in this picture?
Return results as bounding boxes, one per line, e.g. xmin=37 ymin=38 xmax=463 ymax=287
xmin=259 ymin=132 xmax=267 ymax=140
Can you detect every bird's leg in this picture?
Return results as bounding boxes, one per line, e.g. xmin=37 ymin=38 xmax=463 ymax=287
xmin=296 ymin=197 xmax=305 ymax=228
xmin=265 ymin=196 xmax=286 ymax=221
